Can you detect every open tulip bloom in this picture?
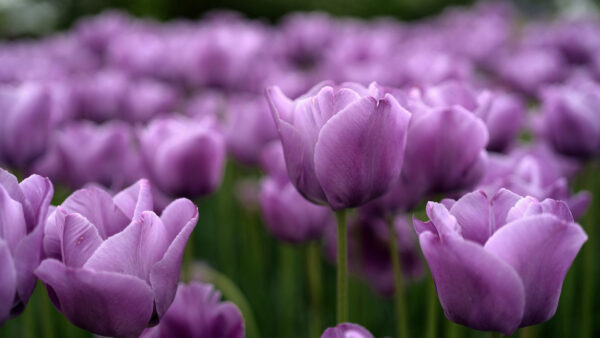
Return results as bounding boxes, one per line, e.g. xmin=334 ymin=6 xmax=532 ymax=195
xmin=414 ymin=189 xmax=587 ymax=335
xmin=35 ymin=179 xmax=198 ymax=337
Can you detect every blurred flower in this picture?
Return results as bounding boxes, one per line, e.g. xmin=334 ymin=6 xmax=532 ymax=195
xmin=37 ymin=180 xmax=198 ymax=337
xmin=258 ymin=142 xmax=332 ymax=243
xmin=224 ymin=95 xmax=278 ymax=165
xmin=414 ymin=189 xmax=587 ymax=335
xmin=0 ymin=83 xmax=51 ymax=168
xmin=266 ymin=82 xmax=411 ymax=210
xmin=0 ymin=169 xmax=53 ymax=325
xmin=479 ymin=148 xmax=590 ymax=219
xmin=32 ymin=121 xmax=141 ymax=190
xmin=123 ymin=79 xmax=179 ymax=123
xmin=540 ymin=78 xmax=600 ymax=158
xmin=138 ymin=115 xmax=226 ymax=198
xmin=321 ymin=323 xmax=374 ymax=338
xmin=325 ymin=214 xmax=423 ymax=296
xmin=140 ymin=282 xmax=244 ymax=338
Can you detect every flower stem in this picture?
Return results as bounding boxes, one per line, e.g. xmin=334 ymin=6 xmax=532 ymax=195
xmin=492 ymin=332 xmax=502 ymax=338
xmin=336 ymin=209 xmax=348 ymax=323
xmin=387 ymin=216 xmax=408 ymax=337
xmin=306 ymin=241 xmax=323 ymax=338
xmin=425 ymin=273 xmax=439 ymax=338
xmin=38 ymin=282 xmax=55 ymax=338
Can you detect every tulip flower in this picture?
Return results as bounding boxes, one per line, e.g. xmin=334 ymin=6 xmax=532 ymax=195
xmin=32 ymin=121 xmax=142 ymax=190
xmin=36 ymin=179 xmax=198 ymax=337
xmin=224 ymin=95 xmax=279 ymax=165
xmin=259 ymin=142 xmax=332 ymax=243
xmin=0 ymin=169 xmax=53 ymax=325
xmin=138 ymin=115 xmax=226 ymax=198
xmin=321 ymin=323 xmax=374 ymax=338
xmin=541 ymin=78 xmax=600 ymax=158
xmin=140 ymin=282 xmax=244 ymax=338
xmin=266 ymin=82 xmax=411 ymax=210
xmin=0 ymin=83 xmax=51 ymax=168
xmin=414 ymin=189 xmax=587 ymax=335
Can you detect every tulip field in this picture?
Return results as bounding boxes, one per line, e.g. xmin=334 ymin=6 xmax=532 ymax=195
xmin=0 ymin=1 xmax=600 ymax=337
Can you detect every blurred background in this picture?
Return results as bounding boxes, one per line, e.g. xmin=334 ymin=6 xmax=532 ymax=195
xmin=0 ymin=0 xmax=595 ymax=38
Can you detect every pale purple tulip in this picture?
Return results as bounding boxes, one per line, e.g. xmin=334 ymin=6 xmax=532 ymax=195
xmin=541 ymin=78 xmax=600 ymax=158
xmin=138 ymin=116 xmax=226 ymax=198
xmin=32 ymin=121 xmax=142 ymax=190
xmin=414 ymin=189 xmax=587 ymax=334
xmin=0 ymin=169 xmax=53 ymax=325
xmin=140 ymin=282 xmax=244 ymax=338
xmin=36 ymin=179 xmax=198 ymax=337
xmin=266 ymin=82 xmax=411 ymax=210
xmin=322 ymin=323 xmax=374 ymax=338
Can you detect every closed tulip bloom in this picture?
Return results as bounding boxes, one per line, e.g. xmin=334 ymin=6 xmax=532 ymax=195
xmin=123 ymin=79 xmax=179 ymax=123
xmin=266 ymin=82 xmax=411 ymax=210
xmin=414 ymin=189 xmax=587 ymax=335
xmin=0 ymin=83 xmax=51 ymax=168
xmin=224 ymin=95 xmax=279 ymax=165
xmin=401 ymin=104 xmax=488 ymax=196
xmin=0 ymin=169 xmax=53 ymax=325
xmin=32 ymin=121 xmax=142 ymax=190
xmin=36 ymin=179 xmax=198 ymax=337
xmin=541 ymin=79 xmax=600 ymax=158
xmin=321 ymin=323 xmax=374 ymax=338
xmin=140 ymin=282 xmax=244 ymax=338
xmin=259 ymin=142 xmax=332 ymax=243
xmin=138 ymin=116 xmax=226 ymax=198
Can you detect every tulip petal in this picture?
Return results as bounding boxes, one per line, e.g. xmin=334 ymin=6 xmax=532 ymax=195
xmin=35 ymin=259 xmax=154 ymax=338
xmin=13 ymin=224 xmax=43 ymax=313
xmin=0 ymin=185 xmax=27 ymax=254
xmin=314 ymin=95 xmax=410 ymax=209
xmin=420 ymin=231 xmax=525 ymax=335
xmin=19 ymin=174 xmax=53 ymax=230
xmin=62 ymin=214 xmax=103 ymax=268
xmin=490 ymin=189 xmax=521 ymax=231
xmin=84 ymin=212 xmax=169 ymax=282
xmin=150 ymin=205 xmax=198 ymax=317
xmin=449 ymin=190 xmax=491 ymax=244
xmin=60 ymin=187 xmax=130 ymax=238
xmin=113 ymin=179 xmax=153 ymax=220
xmin=0 ymin=239 xmax=16 ymax=325
xmin=484 ymin=214 xmax=587 ymax=326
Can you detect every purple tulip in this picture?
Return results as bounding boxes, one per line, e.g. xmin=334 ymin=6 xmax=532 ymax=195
xmin=36 ymin=179 xmax=198 ymax=337
xmin=138 ymin=115 xmax=226 ymax=198
xmin=140 ymin=282 xmax=244 ymax=338
xmin=321 ymin=323 xmax=374 ymax=338
xmin=266 ymin=82 xmax=411 ymax=210
xmin=224 ymin=95 xmax=279 ymax=165
xmin=123 ymin=79 xmax=179 ymax=123
xmin=258 ymin=142 xmax=332 ymax=243
xmin=479 ymin=150 xmax=590 ymax=219
xmin=541 ymin=78 xmax=600 ymax=158
xmin=32 ymin=121 xmax=142 ymax=190
xmin=324 ymin=214 xmax=423 ymax=296
xmin=400 ymin=102 xmax=488 ymax=196
xmin=76 ymin=70 xmax=130 ymax=122
xmin=0 ymin=83 xmax=51 ymax=168
xmin=0 ymin=169 xmax=53 ymax=325
xmin=414 ymin=189 xmax=587 ymax=334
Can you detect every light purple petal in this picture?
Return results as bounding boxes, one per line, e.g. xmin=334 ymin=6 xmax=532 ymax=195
xmin=420 ymin=231 xmax=525 ymax=335
xmin=61 ymin=214 xmax=103 ymax=268
xmin=0 ymin=185 xmax=27 ymax=254
xmin=35 ymin=259 xmax=154 ymax=338
xmin=484 ymin=214 xmax=587 ymax=326
xmin=449 ymin=190 xmax=491 ymax=244
xmin=0 ymin=239 xmax=16 ymax=325
xmin=113 ymin=179 xmax=154 ymax=220
xmin=314 ymin=94 xmax=410 ymax=209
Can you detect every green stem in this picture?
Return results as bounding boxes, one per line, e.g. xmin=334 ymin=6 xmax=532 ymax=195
xmin=336 ymin=209 xmax=348 ymax=323
xmin=205 ymin=267 xmax=261 ymax=338
xmin=38 ymin=283 xmax=55 ymax=338
xmin=447 ymin=321 xmax=461 ymax=338
xmin=278 ymin=245 xmax=296 ymax=337
xmin=306 ymin=242 xmax=323 ymax=338
xmin=580 ymin=161 xmax=598 ymax=338
xmin=425 ymin=273 xmax=438 ymax=338
xmin=387 ymin=216 xmax=408 ymax=338
xmin=492 ymin=332 xmax=502 ymax=338
xmin=520 ymin=326 xmax=535 ymax=338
